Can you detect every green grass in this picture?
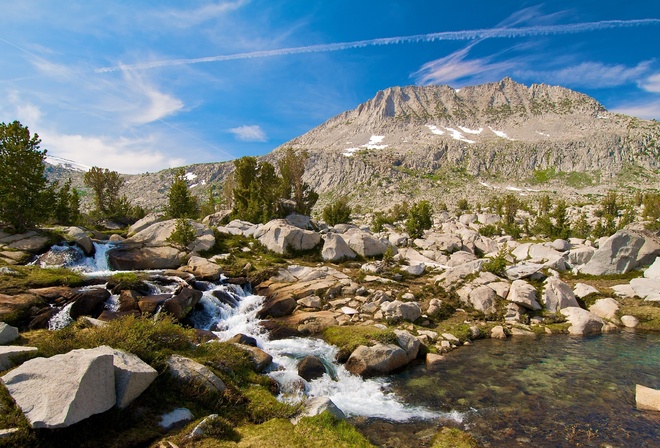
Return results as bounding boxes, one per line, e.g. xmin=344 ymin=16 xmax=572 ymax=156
xmin=0 ymin=265 xmax=85 ymax=295
xmin=618 ymin=298 xmax=660 ymax=331
xmin=432 ymin=427 xmax=481 ymax=448
xmin=322 ymin=326 xmax=397 ymax=354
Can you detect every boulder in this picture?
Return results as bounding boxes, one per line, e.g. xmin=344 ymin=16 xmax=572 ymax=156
xmin=297 ymin=356 xmax=326 ymax=381
xmin=621 ymin=315 xmax=639 ymax=328
xmin=321 ymin=233 xmax=356 ymax=262
xmin=573 ymin=283 xmax=600 ymax=299
xmin=426 ymin=353 xmax=446 ymax=369
xmin=380 ymin=300 xmax=421 ymax=324
xmin=0 ymin=322 xmax=19 ymax=345
xmin=107 ymin=246 xmax=185 ymax=270
xmin=138 ymin=294 xmax=171 ymax=314
xmin=588 ymin=298 xmax=620 ymax=321
xmin=343 ymin=228 xmax=388 ymax=257
xmin=127 ymin=212 xmax=165 ymax=237
xmin=1 ymin=231 xmax=51 ymax=253
xmin=568 ymin=247 xmax=595 ymax=266
xmin=630 ymin=278 xmax=660 ymax=300
xmin=505 ymin=263 xmax=544 ymax=281
xmin=645 ymin=257 xmax=660 ymax=279
xmin=580 ymin=230 xmax=645 ymax=275
xmin=394 ymin=330 xmax=420 ymax=362
xmin=162 ymin=288 xmax=203 ymax=320
xmin=636 ymin=384 xmax=660 ymax=411
xmin=285 ymin=214 xmax=312 ymax=229
xmin=468 ymin=285 xmax=499 ymax=315
xmin=179 ymin=256 xmax=222 ymax=281
xmin=65 ymin=227 xmax=95 ymax=256
xmin=542 ymin=277 xmax=579 ymax=313
xmin=506 ymin=280 xmax=541 ymax=310
xmin=69 ymin=288 xmax=111 ymax=319
xmin=550 ymin=239 xmax=570 ymax=252
xmin=93 ymin=346 xmax=158 ymax=409
xmin=490 ymin=325 xmax=507 ymax=339
xmin=255 ymin=219 xmax=321 ymax=255
xmin=297 ymin=397 xmax=345 ymax=421
xmin=234 ymin=344 xmax=272 ymax=372
xmin=1 ymin=348 xmax=116 ymax=428
xmin=0 ymin=346 xmax=38 ymax=370
xmin=201 ymin=210 xmax=231 ymax=227
xmin=258 ymin=296 xmax=297 ymax=318
xmin=344 ymin=343 xmax=410 ymax=377
xmin=560 ymin=307 xmax=604 ymax=335
xmin=167 ymin=355 xmax=226 ymax=394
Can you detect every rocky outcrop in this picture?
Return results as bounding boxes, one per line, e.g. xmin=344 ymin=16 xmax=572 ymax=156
xmin=0 ymin=322 xmax=19 ymax=344
xmin=178 ymin=256 xmax=222 ymax=281
xmin=542 ymin=277 xmax=579 ymax=313
xmin=380 ymin=300 xmax=421 ymax=324
xmin=0 ymin=346 xmax=38 ymax=370
xmin=321 ymin=233 xmax=356 ymax=262
xmin=506 ymin=280 xmax=541 ymax=311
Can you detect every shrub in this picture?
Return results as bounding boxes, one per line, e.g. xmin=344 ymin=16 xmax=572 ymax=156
xmin=406 ymin=200 xmax=433 ymax=239
xmin=167 ymin=218 xmax=197 ymax=249
xmin=323 ymin=197 xmax=352 ymax=226
xmin=483 ymin=246 xmax=510 ymax=277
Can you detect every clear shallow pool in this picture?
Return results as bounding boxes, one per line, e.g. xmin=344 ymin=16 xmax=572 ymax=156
xmin=378 ymin=332 xmax=659 ymax=447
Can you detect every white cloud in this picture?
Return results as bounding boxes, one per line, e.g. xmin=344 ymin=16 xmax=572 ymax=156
xmin=611 ymin=99 xmax=660 ymax=121
xmin=413 ymin=44 xmax=515 ymax=86
xmin=229 ymin=124 xmax=267 ymax=142
xmin=157 ymin=0 xmax=250 ymax=27
xmin=640 ymin=73 xmax=660 ymax=93
xmin=517 ymin=61 xmax=653 ymax=88
xmin=41 ymin=131 xmax=186 ymax=174
xmin=120 ymin=69 xmax=184 ymax=124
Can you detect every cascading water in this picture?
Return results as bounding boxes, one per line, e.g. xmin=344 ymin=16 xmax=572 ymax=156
xmin=189 ymin=283 xmax=461 ymax=422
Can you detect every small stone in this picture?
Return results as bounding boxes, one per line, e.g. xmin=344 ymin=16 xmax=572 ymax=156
xmin=620 ymin=315 xmax=639 ymax=328
xmin=490 ymin=326 xmax=507 ymax=339
xmin=160 ymin=408 xmax=194 ymax=429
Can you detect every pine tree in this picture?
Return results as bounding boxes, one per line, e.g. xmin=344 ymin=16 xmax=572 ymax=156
xmin=166 ymin=169 xmax=199 ymax=219
xmin=0 ymin=121 xmax=51 ymax=231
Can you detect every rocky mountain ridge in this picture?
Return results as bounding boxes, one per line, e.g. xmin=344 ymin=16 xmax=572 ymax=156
xmin=47 ymin=78 xmax=660 ymax=212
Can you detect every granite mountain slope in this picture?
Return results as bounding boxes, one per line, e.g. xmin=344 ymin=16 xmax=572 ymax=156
xmin=47 ymin=78 xmax=660 ymax=212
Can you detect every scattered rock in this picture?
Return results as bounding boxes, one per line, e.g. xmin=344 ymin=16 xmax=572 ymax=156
xmin=296 ymin=397 xmax=345 ymax=422
xmin=160 ymin=408 xmax=194 ymax=429
xmin=345 ymin=344 xmax=410 ymax=377
xmin=620 ymin=315 xmax=639 ymax=328
xmin=297 ymin=356 xmax=326 ymax=381
xmin=589 ymin=298 xmax=620 ymax=321
xmin=394 ymin=330 xmax=421 ymax=362
xmin=580 ymin=230 xmax=645 ymax=275
xmin=0 ymin=322 xmax=19 ymax=344
xmin=542 ymin=277 xmax=579 ymax=313
xmin=560 ymin=307 xmax=604 ymax=335
xmin=425 ymin=353 xmax=445 ymax=369
xmin=0 ymin=346 xmax=38 ymax=370
xmin=635 ymin=384 xmax=660 ymax=411
xmin=167 ymin=355 xmax=226 ymax=394
xmin=506 ymin=280 xmax=541 ymax=311
xmin=468 ymin=285 xmax=499 ymax=315
xmin=573 ymin=283 xmax=599 ymax=298
xmin=321 ymin=233 xmax=356 ymax=262
xmin=380 ymin=300 xmax=421 ymax=324
xmin=234 ymin=344 xmax=272 ymax=373
xmin=490 ymin=326 xmax=507 ymax=339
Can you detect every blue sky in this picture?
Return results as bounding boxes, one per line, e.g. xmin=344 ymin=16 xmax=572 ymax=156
xmin=1 ymin=1 xmax=659 ymax=173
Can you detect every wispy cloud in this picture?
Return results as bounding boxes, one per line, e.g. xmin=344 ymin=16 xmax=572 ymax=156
xmin=95 ymin=19 xmax=660 ymax=72
xmin=516 ymin=61 xmax=654 ymax=88
xmin=229 ymin=124 xmax=267 ymax=142
xmin=120 ymin=69 xmax=184 ymax=124
xmin=611 ymin=99 xmax=660 ymax=120
xmin=640 ymin=73 xmax=660 ymax=93
xmin=155 ymin=0 xmax=250 ymax=28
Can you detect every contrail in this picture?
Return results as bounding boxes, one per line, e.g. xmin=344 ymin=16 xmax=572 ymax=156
xmin=96 ymin=19 xmax=660 ymax=73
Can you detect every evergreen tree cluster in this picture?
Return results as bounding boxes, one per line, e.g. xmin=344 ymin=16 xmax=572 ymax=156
xmin=228 ymin=148 xmax=318 ymax=223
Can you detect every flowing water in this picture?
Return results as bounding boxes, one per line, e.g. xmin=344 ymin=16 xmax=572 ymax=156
xmin=40 ymin=242 xmax=660 ymax=445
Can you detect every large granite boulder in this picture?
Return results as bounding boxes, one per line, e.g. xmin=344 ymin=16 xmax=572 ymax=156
xmin=630 ymin=278 xmax=660 ymax=300
xmin=321 ymin=233 xmax=356 ymax=262
xmin=107 ymin=246 xmax=185 ymax=270
xmin=127 ymin=212 xmax=165 ymax=237
xmin=65 ymin=227 xmax=95 ymax=256
xmin=179 ymin=256 xmax=223 ymax=281
xmin=560 ymin=307 xmax=604 ymax=335
xmin=345 ymin=343 xmax=410 ymax=377
xmin=542 ymin=277 xmax=579 ymax=313
xmin=645 ymin=257 xmax=660 ymax=279
xmin=380 ymin=300 xmax=421 ymax=324
xmin=257 ymin=296 xmax=297 ymax=318
xmin=580 ymin=230 xmax=645 ymax=275
xmin=94 ymin=346 xmax=158 ymax=409
xmin=1 ymin=348 xmax=116 ymax=428
xmin=589 ymin=298 xmax=620 ymax=321
xmin=467 ymin=285 xmax=499 ymax=315
xmin=506 ymin=280 xmax=541 ymax=310
xmin=297 ymin=397 xmax=345 ymax=421
xmin=255 ymin=219 xmax=321 ymax=255
xmin=343 ymin=227 xmax=388 ymax=257
xmin=394 ymin=330 xmax=420 ymax=362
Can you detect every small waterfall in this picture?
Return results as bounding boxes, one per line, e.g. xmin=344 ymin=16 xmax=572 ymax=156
xmin=48 ymin=303 xmax=74 ymax=330
xmin=190 ymin=284 xmax=456 ymax=422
